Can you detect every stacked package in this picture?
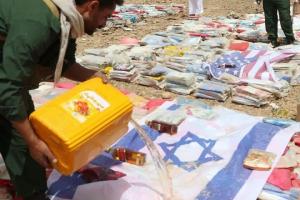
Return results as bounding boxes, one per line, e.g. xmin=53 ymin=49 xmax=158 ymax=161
xmin=232 ymin=85 xmax=272 ymax=107
xmin=145 ymin=102 xmax=187 ymax=135
xmin=135 ymin=75 xmax=165 ymax=89
xmin=186 ymin=63 xmax=210 ymax=82
xmin=109 ymin=64 xmax=137 ymax=82
xmin=245 ymin=79 xmax=290 ymax=98
xmin=194 ymin=80 xmax=232 ymax=102
xmin=165 ymin=72 xmax=196 ymax=95
xmin=136 ymin=65 xmax=169 ymax=88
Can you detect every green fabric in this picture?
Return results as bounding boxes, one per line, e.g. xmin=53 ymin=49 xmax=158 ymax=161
xmin=263 ymin=0 xmax=294 ymax=41
xmin=0 ymin=0 xmax=77 ymax=197
xmin=0 ymin=116 xmax=47 ymax=198
xmin=0 ymin=0 xmax=76 ymax=121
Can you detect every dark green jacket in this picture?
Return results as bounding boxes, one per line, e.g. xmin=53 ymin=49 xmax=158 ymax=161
xmin=0 ymin=0 xmax=76 ymax=121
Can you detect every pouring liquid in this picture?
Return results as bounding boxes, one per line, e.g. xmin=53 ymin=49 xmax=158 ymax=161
xmin=130 ymin=119 xmax=173 ymax=200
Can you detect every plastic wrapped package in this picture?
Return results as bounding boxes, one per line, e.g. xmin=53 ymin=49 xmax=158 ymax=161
xmin=241 ymin=79 xmax=289 ymax=98
xmin=232 ymin=95 xmax=268 ymax=107
xmin=106 ymin=52 xmax=131 ymax=66
xmin=164 ymin=74 xmax=196 ymax=93
xmin=163 ymin=46 xmax=188 ymax=57
xmin=165 ymin=71 xmax=196 ymax=87
xmin=235 ymin=85 xmax=273 ymax=101
xmin=245 ymin=14 xmax=265 ymax=21
xmin=200 ymin=37 xmax=229 ymax=49
xmin=183 ymin=50 xmax=212 ymax=62
xmin=218 ymin=73 xmax=241 ymax=84
xmin=127 ymin=46 xmax=155 ymax=61
xmin=166 ymin=25 xmax=185 ymax=33
xmin=110 ymin=69 xmax=137 ymax=82
xmin=181 ymin=37 xmax=202 ymax=46
xmin=232 ymin=85 xmax=272 ymax=107
xmin=141 ymin=34 xmax=170 ymax=47
xmin=167 ymin=34 xmax=186 ymax=45
xmin=186 ymin=63 xmax=210 ymax=75
xmin=248 ymin=42 xmax=271 ymax=50
xmin=135 ymin=75 xmax=165 ymax=89
xmin=164 ymin=61 xmax=187 ymax=72
xmin=140 ymin=64 xmax=171 ymax=77
xmin=118 ymin=13 xmax=139 ymax=23
xmin=169 ymin=56 xmax=194 ymax=65
xmin=175 ymin=96 xmax=216 ymax=120
xmin=258 ymin=184 xmax=300 ymax=200
xmin=84 ymin=45 xmax=131 ymax=56
xmin=164 ymin=82 xmax=195 ymax=95
xmin=76 ymin=55 xmax=110 ymax=69
xmin=249 ymin=81 xmax=290 ymax=98
xmin=83 ymin=48 xmax=107 ymax=57
xmin=238 ymin=19 xmax=255 ymax=29
xmin=237 ymin=30 xmax=269 ymax=42
xmin=194 ymin=80 xmax=232 ymax=102
xmin=243 ymin=149 xmax=276 ymax=171
xmin=113 ymin=64 xmax=135 ymax=71
xmin=145 ymin=109 xmax=186 ymax=135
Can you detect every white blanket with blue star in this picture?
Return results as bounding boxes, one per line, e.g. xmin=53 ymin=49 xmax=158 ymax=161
xmin=47 ymin=101 xmax=300 ymax=200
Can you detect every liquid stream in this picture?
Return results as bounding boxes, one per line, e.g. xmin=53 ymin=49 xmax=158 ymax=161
xmin=130 ymin=119 xmax=173 ymax=200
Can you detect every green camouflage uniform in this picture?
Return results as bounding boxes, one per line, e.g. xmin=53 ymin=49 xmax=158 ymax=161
xmin=0 ymin=0 xmax=76 ymax=198
xmin=263 ymin=0 xmax=295 ymax=42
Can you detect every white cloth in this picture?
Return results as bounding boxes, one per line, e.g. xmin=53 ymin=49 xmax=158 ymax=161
xmin=47 ymin=101 xmax=300 ymax=200
xmin=189 ymin=0 xmax=204 ymax=15
xmin=50 ymin=0 xmax=85 ymax=83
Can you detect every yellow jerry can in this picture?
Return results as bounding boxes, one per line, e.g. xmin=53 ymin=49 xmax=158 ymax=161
xmin=30 ymin=78 xmax=133 ymax=175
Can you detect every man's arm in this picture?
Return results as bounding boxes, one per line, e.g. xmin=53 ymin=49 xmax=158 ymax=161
xmin=61 ymin=38 xmax=108 ymax=83
xmin=0 ymin=21 xmax=58 ymax=168
xmin=63 ymin=62 xmax=108 ymax=83
xmin=12 ymin=119 xmax=56 ymax=168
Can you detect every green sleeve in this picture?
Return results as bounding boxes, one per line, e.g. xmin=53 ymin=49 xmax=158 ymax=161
xmin=0 ymin=20 xmax=57 ymax=120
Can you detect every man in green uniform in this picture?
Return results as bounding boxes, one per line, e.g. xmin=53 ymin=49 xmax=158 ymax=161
xmin=0 ymin=0 xmax=123 ymax=199
xmin=262 ymin=0 xmax=295 ymax=47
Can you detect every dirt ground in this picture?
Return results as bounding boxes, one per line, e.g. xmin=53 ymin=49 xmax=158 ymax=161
xmin=76 ymin=0 xmax=300 ymax=119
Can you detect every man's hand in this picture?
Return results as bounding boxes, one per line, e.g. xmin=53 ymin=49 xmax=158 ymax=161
xmin=11 ymin=118 xmax=57 ymax=168
xmin=28 ymin=138 xmax=57 ymax=168
xmin=92 ymin=71 xmax=109 ymax=84
xmin=63 ymin=63 xmax=109 ymax=83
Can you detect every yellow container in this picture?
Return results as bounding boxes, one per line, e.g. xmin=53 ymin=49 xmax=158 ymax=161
xmin=29 ymin=78 xmax=133 ymax=175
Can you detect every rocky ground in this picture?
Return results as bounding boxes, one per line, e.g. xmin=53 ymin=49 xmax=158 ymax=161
xmin=76 ymin=0 xmax=300 ymax=119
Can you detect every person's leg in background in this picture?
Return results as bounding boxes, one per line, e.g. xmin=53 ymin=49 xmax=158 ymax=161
xmin=263 ymin=0 xmax=280 ymax=47
xmin=195 ymin=0 xmax=204 ymax=15
xmin=0 ymin=118 xmax=48 ymax=200
xmin=276 ymin=0 xmax=295 ymax=44
xmin=189 ymin=0 xmax=198 ymax=16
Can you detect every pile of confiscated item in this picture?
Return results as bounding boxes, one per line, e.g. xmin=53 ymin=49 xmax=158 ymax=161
xmin=77 ymin=14 xmax=300 ymax=107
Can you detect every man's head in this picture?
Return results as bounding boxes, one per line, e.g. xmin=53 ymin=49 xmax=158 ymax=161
xmin=75 ymin=0 xmax=124 ymax=35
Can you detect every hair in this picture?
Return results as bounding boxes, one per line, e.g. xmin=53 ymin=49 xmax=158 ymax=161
xmin=75 ymin=0 xmax=124 ymax=8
